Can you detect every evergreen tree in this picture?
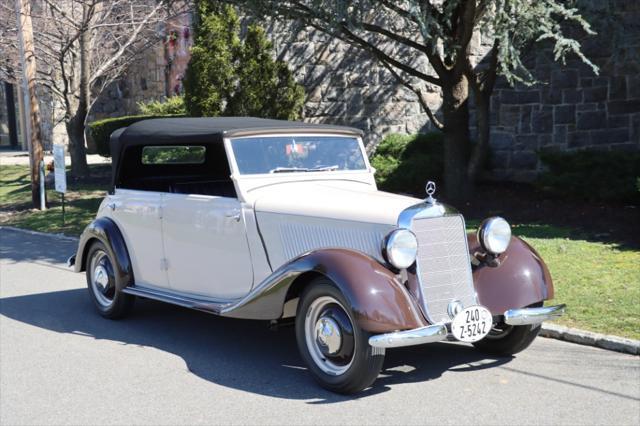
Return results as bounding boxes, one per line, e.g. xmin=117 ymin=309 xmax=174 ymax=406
xmin=184 ymin=3 xmax=305 ymax=120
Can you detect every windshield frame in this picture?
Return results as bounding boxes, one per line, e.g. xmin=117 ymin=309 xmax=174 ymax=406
xmin=225 ymin=133 xmax=372 ymax=178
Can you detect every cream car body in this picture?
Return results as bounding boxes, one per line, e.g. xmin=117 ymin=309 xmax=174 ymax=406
xmin=71 ymin=117 xmax=565 ymax=394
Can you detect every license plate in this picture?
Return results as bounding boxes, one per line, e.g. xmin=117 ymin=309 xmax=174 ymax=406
xmin=451 ymin=305 xmax=493 ymax=342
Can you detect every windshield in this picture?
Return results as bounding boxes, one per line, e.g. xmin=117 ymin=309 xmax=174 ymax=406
xmin=230 ymin=135 xmax=367 ymax=175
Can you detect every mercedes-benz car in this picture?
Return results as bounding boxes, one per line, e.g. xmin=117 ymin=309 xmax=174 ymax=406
xmin=69 ymin=117 xmax=565 ymax=394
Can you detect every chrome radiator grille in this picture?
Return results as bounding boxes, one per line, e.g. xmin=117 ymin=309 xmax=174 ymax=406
xmin=412 ymin=215 xmax=476 ymax=324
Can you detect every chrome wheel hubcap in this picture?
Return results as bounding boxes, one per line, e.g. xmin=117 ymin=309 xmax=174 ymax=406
xmin=304 ymin=296 xmax=355 ymax=376
xmin=90 ymin=250 xmax=115 ymax=308
xmin=315 ymin=316 xmax=342 ymax=355
xmin=94 ymin=266 xmax=109 ymax=289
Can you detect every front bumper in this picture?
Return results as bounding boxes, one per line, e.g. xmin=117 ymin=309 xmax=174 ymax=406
xmin=503 ymin=304 xmax=566 ymax=326
xmin=368 ymin=304 xmax=566 ymax=349
xmin=368 ymin=324 xmax=448 ymax=349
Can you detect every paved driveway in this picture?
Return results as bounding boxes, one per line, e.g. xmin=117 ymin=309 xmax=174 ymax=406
xmin=1 ymin=227 xmax=638 ymax=425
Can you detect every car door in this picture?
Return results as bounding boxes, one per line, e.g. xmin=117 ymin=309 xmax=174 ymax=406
xmin=161 ymin=193 xmax=254 ymax=299
xmin=107 ymin=188 xmax=169 ymax=288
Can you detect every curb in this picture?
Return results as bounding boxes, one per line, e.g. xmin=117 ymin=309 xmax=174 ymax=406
xmin=0 ymin=225 xmax=79 ymax=242
xmin=2 ymin=226 xmax=638 ymax=356
xmin=541 ymin=323 xmax=639 ymax=355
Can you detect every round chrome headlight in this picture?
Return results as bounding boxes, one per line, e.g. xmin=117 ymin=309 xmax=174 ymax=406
xmin=384 ymin=229 xmax=418 ymax=269
xmin=478 ymin=217 xmax=512 ymax=255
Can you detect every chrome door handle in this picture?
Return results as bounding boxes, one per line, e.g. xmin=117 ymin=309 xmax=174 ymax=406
xmin=106 ymin=201 xmax=122 ymax=211
xmin=224 ymin=210 xmax=241 ymax=222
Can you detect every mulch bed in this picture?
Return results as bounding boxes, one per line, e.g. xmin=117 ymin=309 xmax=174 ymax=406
xmin=458 ymin=182 xmax=639 ymax=250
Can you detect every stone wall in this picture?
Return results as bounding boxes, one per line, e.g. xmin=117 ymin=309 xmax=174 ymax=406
xmin=268 ymin=0 xmax=639 ymax=179
xmin=86 ymin=1 xmax=638 ymax=182
xmin=488 ymin=0 xmax=640 ymax=181
xmin=270 ymin=26 xmax=445 ymax=149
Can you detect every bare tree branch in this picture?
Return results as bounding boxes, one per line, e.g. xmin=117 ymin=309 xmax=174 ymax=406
xmin=89 ymin=1 xmax=164 ymax=84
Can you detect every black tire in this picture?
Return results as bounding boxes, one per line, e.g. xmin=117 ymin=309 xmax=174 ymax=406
xmin=85 ymin=241 xmax=135 ymax=319
xmin=295 ymin=279 xmax=385 ymax=394
xmin=472 ymin=322 xmax=541 ymax=356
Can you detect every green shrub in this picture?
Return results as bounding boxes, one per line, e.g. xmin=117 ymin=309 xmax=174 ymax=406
xmin=88 ymin=115 xmax=178 ymax=157
xmin=370 ymin=132 xmax=444 ymax=195
xmin=137 ymin=96 xmax=186 ymax=116
xmin=537 ymin=150 xmax=640 ymax=204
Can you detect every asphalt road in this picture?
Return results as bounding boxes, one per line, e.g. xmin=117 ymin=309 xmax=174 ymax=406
xmin=1 ymin=227 xmax=638 ymax=425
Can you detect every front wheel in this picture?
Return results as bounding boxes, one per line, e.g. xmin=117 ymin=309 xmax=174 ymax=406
xmin=472 ymin=322 xmax=541 ymax=356
xmin=295 ymin=280 xmax=385 ymax=394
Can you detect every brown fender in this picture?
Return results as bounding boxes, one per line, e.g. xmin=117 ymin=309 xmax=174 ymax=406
xmin=221 ymin=248 xmax=428 ymax=333
xmin=468 ymin=233 xmax=554 ymax=315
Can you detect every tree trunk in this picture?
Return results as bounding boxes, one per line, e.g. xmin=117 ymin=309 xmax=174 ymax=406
xmin=68 ymin=5 xmax=91 ymax=178
xmin=67 ymin=114 xmax=88 ymax=177
xmin=441 ymin=73 xmax=471 ymax=202
xmin=467 ymin=91 xmax=490 ymax=182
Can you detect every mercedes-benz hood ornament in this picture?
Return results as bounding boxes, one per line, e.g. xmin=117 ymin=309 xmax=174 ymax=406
xmin=425 ymin=180 xmax=436 ymax=204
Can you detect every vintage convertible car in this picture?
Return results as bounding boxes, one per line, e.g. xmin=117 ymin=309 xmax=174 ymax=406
xmin=69 ymin=117 xmax=565 ymax=393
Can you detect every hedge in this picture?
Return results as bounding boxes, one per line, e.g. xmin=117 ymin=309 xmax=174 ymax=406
xmin=370 ymin=132 xmax=444 ymax=196
xmin=88 ymin=114 xmax=182 ymax=157
xmin=537 ymin=150 xmax=640 ymax=204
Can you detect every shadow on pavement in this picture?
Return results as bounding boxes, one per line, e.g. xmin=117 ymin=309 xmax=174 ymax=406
xmin=0 ymin=288 xmax=512 ymax=403
xmin=0 ymin=228 xmax=77 ymax=266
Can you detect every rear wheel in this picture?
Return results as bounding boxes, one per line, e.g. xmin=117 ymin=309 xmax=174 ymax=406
xmin=295 ymin=279 xmax=385 ymax=394
xmin=86 ymin=241 xmax=134 ymax=319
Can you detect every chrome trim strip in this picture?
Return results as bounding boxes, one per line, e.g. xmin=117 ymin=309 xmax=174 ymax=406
xmin=503 ymin=304 xmax=566 ymax=326
xmin=219 ymin=260 xmax=301 ymax=317
xmin=368 ymin=324 xmax=448 ymax=348
xmin=224 ymin=127 xmax=363 ymax=138
xmin=397 ymin=201 xmax=448 ymax=229
xmin=122 ymin=285 xmax=231 ymax=314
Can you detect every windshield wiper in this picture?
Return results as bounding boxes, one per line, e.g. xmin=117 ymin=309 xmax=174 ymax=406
xmin=310 ymin=165 xmax=339 ymax=172
xmin=269 ymin=167 xmax=310 ymax=173
xmin=269 ymin=165 xmax=339 ymax=173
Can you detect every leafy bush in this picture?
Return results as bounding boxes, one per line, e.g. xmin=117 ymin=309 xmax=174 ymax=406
xmin=183 ymin=3 xmax=305 ymax=120
xmin=141 ymin=145 xmax=206 ymax=164
xmin=370 ymin=132 xmax=444 ymax=196
xmin=88 ymin=115 xmax=177 ymax=157
xmin=137 ymin=96 xmax=186 ymax=115
xmin=537 ymin=150 xmax=640 ymax=204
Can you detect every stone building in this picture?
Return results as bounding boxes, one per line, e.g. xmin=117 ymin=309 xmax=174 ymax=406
xmin=0 ymin=83 xmax=21 ymax=150
xmin=2 ymin=0 xmax=638 ymax=183
xmin=0 ymin=13 xmax=192 ymax=153
xmin=90 ymin=13 xmax=192 ymax=121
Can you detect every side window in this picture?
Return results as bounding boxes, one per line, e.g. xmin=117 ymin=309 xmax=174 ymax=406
xmin=117 ymin=143 xmax=236 ymax=198
xmin=142 ymin=146 xmax=206 ymax=165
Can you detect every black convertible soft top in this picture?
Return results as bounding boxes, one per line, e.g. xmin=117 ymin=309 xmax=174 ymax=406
xmin=109 ymin=117 xmax=363 ymax=191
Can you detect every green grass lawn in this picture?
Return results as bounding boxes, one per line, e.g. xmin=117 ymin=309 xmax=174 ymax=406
xmin=0 ymin=164 xmax=107 ymax=236
xmin=514 ymin=225 xmax=639 ymax=340
xmin=1 ymin=165 xmax=639 ymax=339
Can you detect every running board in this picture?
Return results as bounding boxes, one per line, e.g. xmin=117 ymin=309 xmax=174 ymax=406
xmin=122 ymin=285 xmax=232 ymax=315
